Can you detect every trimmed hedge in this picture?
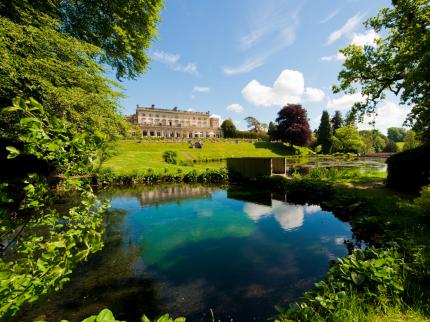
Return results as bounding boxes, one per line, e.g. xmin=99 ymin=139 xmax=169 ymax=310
xmin=386 ymin=144 xmax=430 ymax=193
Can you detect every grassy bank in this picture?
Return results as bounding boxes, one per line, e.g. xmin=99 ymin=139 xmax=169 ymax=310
xmin=102 ymin=140 xmax=312 ymax=175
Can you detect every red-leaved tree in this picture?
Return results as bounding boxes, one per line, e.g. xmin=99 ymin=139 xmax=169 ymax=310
xmin=275 ymin=104 xmax=311 ymax=146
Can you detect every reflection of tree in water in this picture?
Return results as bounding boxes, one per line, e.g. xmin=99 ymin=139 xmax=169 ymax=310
xmin=13 ymin=209 xmax=164 ymax=322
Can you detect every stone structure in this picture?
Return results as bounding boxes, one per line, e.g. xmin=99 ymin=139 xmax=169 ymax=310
xmin=128 ymin=104 xmax=223 ymax=138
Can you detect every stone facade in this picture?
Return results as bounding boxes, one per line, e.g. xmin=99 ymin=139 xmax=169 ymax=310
xmin=129 ymin=105 xmax=223 ymax=138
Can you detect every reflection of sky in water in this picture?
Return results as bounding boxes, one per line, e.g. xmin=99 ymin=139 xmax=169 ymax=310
xmin=244 ymin=201 xmax=322 ymax=231
xmin=19 ymin=186 xmax=353 ymax=322
xmin=112 ymin=189 xmax=352 ymax=320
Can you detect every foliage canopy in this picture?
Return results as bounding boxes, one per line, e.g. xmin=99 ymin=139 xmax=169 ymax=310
xmin=334 ymin=0 xmax=430 ymax=141
xmin=0 ymin=0 xmax=164 ymax=80
xmin=275 ymin=104 xmax=311 ymax=147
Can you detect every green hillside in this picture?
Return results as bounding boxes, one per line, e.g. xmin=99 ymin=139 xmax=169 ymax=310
xmin=103 ymin=140 xmax=312 ymax=175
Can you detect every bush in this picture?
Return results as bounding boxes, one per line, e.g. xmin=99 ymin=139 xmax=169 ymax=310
xmin=162 ymin=150 xmax=178 ymax=164
xmin=198 ymin=168 xmax=229 ymax=183
xmin=386 ymin=144 xmax=430 ymax=193
xmin=276 ymin=246 xmax=408 ymax=321
xmin=383 ymin=139 xmax=399 ymax=153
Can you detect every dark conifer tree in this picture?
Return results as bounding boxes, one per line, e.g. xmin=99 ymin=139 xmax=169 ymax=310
xmin=317 ymin=111 xmax=333 ymax=154
xmin=330 ymin=110 xmax=344 ymax=133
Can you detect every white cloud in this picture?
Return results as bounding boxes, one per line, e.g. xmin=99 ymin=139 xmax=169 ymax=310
xmin=241 ymin=69 xmax=324 ymax=107
xmin=321 ymin=52 xmax=346 ymax=62
xmin=320 ymin=9 xmax=340 ymax=24
xmin=193 ymin=86 xmax=210 ymax=93
xmin=151 ymin=50 xmax=198 ymax=76
xmin=223 ymin=57 xmax=265 ymax=76
xmin=210 ymin=114 xmax=221 ymax=120
xmin=240 ymin=28 xmax=268 ymax=50
xmin=239 ymin=2 xmax=300 ymax=51
xmin=174 ymin=63 xmax=198 ymax=76
xmin=326 ymin=13 xmax=362 ymax=45
xmin=327 ymin=93 xmax=366 ymax=111
xmin=351 ymin=30 xmax=379 ymax=47
xmin=226 ymin=103 xmax=244 ymax=113
xmin=187 ymin=108 xmax=194 ymax=112
xmin=322 ymin=30 xmax=378 ymax=63
xmin=358 ymin=101 xmax=411 ymax=134
xmin=226 ymin=3 xmax=300 ymax=76
xmin=152 ymin=50 xmax=180 ymax=64
xmin=304 ymin=87 xmax=326 ymax=102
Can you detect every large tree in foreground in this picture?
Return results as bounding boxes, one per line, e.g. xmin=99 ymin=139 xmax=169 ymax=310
xmin=334 ymin=0 xmax=430 ymax=142
xmin=0 ymin=0 xmax=163 ymax=162
xmin=276 ymin=104 xmax=311 ymax=147
xmin=1 ymin=0 xmax=163 ymax=80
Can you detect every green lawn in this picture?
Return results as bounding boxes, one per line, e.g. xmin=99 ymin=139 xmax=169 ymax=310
xmin=103 ymin=140 xmax=312 ymax=175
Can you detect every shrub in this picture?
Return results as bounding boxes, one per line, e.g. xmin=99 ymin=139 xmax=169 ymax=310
xmin=383 ymin=139 xmax=399 ymax=153
xmin=386 ymin=144 xmax=430 ymax=193
xmin=183 ymin=170 xmax=199 ymax=183
xmin=276 ymin=246 xmax=407 ymax=321
xmin=198 ymin=168 xmax=229 ymax=183
xmin=162 ymin=150 xmax=178 ymax=164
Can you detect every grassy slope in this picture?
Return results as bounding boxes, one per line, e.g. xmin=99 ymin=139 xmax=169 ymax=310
xmin=103 ymin=140 xmax=312 ymax=175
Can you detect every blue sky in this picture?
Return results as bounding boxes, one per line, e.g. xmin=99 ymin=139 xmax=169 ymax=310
xmin=111 ymin=0 xmax=410 ymax=134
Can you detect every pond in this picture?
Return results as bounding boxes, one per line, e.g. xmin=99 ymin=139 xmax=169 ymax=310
xmin=18 ymin=185 xmax=353 ymax=322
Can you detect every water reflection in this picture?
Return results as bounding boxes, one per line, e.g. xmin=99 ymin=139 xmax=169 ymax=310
xmin=17 ymin=184 xmax=352 ymax=322
xmin=244 ymin=201 xmax=322 ymax=231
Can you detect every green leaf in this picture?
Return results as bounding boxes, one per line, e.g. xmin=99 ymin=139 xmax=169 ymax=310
xmin=351 ymin=272 xmax=365 ymax=285
xmin=20 ymin=117 xmax=43 ymax=125
xmin=1 ymin=106 xmax=21 ymax=113
xmin=141 ymin=315 xmax=151 ymax=322
xmin=6 ymin=146 xmax=20 ymax=159
xmin=96 ymin=308 xmax=117 ymax=321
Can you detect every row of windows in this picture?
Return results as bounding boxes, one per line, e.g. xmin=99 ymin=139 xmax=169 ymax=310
xmin=142 ymin=131 xmax=221 ymax=138
xmin=139 ymin=122 xmax=210 ymax=127
xmin=140 ymin=114 xmax=207 ymax=121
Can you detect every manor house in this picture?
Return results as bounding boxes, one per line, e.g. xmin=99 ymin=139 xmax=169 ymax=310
xmin=127 ymin=105 xmax=223 ymax=138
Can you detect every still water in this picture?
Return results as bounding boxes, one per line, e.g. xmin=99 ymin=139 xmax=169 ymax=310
xmin=19 ymin=185 xmax=352 ymax=322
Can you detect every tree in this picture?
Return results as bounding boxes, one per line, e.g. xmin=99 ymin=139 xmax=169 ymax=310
xmin=360 ymin=130 xmax=387 ymax=153
xmin=1 ymin=0 xmax=163 ymax=80
xmin=387 ymin=127 xmax=406 ymax=142
xmin=0 ymin=0 xmax=164 ymax=165
xmin=384 ymin=139 xmax=399 ymax=153
xmin=330 ymin=111 xmax=344 ymax=133
xmin=244 ymin=116 xmax=262 ymax=133
xmin=220 ymin=119 xmax=237 ymax=138
xmin=332 ymin=126 xmax=365 ymax=154
xmin=334 ymin=0 xmax=430 ymax=142
xmin=267 ymin=122 xmax=277 ymax=141
xmin=275 ymin=104 xmax=311 ymax=146
xmin=403 ymin=130 xmax=421 ymax=151
xmin=316 ymin=111 xmax=333 ymax=154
